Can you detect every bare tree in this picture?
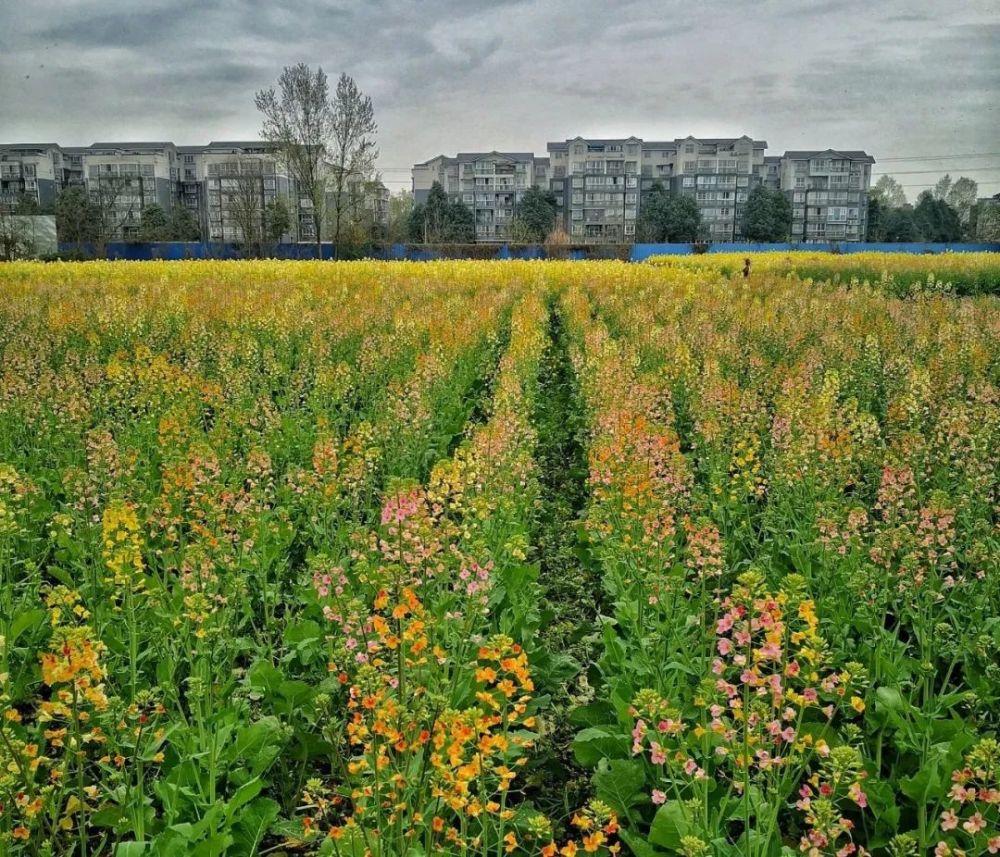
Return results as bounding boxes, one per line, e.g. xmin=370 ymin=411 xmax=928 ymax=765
xmin=91 ymin=174 xmax=141 ymax=257
xmin=0 ymin=209 xmax=35 ymax=260
xmin=255 ymin=64 xmax=335 ymax=255
xmin=224 ymin=158 xmax=267 ymax=257
xmin=328 ymin=73 xmax=378 ymax=244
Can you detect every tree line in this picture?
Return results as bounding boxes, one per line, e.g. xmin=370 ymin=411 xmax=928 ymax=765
xmin=867 ymin=174 xmax=993 ymax=242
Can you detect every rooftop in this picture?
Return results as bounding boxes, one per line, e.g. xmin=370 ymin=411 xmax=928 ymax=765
xmin=783 ymin=149 xmax=875 ymax=163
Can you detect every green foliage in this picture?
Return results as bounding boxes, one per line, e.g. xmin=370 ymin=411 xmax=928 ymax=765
xmin=883 ymin=206 xmax=920 ymax=242
xmin=913 ymin=191 xmax=963 ymax=242
xmin=168 ymin=204 xmax=201 ymax=242
xmin=409 ymin=182 xmax=476 ymax=243
xmin=263 ymin=197 xmax=291 ymax=245
xmin=55 ymin=185 xmax=100 ymax=244
xmin=447 ymin=199 xmax=475 ymax=242
xmin=636 ymin=182 xmax=702 ymax=242
xmin=138 ymin=204 xmax=171 ymax=242
xmin=515 ymin=186 xmax=558 ymax=242
xmin=739 ymin=185 xmax=792 ymax=242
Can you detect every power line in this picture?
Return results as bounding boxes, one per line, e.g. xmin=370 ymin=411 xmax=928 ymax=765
xmin=876 ymin=152 xmax=1000 ymax=162
xmin=873 ymin=167 xmax=1000 ymax=176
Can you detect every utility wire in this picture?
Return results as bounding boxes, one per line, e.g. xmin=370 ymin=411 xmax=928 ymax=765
xmin=876 ymin=152 xmax=1000 ymax=162
xmin=873 ymin=167 xmax=1000 ymax=175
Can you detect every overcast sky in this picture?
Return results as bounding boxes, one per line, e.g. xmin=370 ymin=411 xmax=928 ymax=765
xmin=2 ymin=0 xmax=997 ymax=197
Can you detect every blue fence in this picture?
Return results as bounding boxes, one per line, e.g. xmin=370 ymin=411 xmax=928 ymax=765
xmin=629 ymin=242 xmax=1000 ymax=260
xmin=58 ymin=241 xmax=1000 ymax=262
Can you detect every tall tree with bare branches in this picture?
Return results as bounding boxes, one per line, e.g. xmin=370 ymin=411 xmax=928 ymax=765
xmin=255 ymin=64 xmax=335 ymax=254
xmin=328 ymin=73 xmax=378 ymax=244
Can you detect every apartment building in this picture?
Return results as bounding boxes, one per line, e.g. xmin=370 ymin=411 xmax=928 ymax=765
xmin=0 ymin=144 xmax=67 ymax=211
xmin=413 ymin=151 xmax=545 ymax=241
xmin=344 ymin=177 xmax=390 ymax=237
xmin=183 ymin=141 xmax=295 ymax=242
xmin=1 ymin=139 xmax=386 ymax=242
xmin=547 ymin=137 xmax=642 ymax=241
xmin=413 ymin=135 xmax=875 ymax=243
xmin=81 ymin=142 xmax=180 ymax=238
xmin=668 ymin=136 xmax=768 ymax=241
xmin=779 ymin=150 xmax=874 ymax=242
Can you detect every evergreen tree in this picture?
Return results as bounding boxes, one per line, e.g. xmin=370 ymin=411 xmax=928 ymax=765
xmin=263 ymin=197 xmax=291 ymax=245
xmin=445 ymin=199 xmax=475 ymax=242
xmin=882 ymin=206 xmax=920 ymax=242
xmin=168 ymin=205 xmax=201 ymax=241
xmin=637 ymin=182 xmax=702 ymax=242
xmin=913 ymin=191 xmax=963 ymax=242
xmin=55 ymin=186 xmax=99 ymax=245
xmin=138 ymin=204 xmax=170 ymax=241
xmin=513 ymin=186 xmax=557 ymax=242
xmin=422 ymin=181 xmax=451 ymax=242
xmin=408 ymin=203 xmax=426 ymax=242
xmin=740 ymin=186 xmax=792 ymax=242
xmin=866 ymin=194 xmax=886 ymax=241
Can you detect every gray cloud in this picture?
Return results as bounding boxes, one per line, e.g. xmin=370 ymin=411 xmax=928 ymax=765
xmin=0 ymin=0 xmax=997 ymax=194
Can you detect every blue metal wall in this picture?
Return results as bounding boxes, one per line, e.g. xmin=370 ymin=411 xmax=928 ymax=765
xmin=630 ymin=242 xmax=1000 ymax=260
xmin=58 ymin=241 xmax=1000 ymax=261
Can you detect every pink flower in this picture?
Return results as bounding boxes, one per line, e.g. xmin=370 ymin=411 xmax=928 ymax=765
xmin=963 ymin=812 xmax=987 ymax=834
xmin=651 ymin=790 xmax=667 ymax=805
xmin=632 ymin=720 xmax=647 ymax=741
xmin=986 ymin=835 xmax=1000 ymax=854
xmin=940 ymin=810 xmax=959 ymax=831
xmin=650 ymin=743 xmax=667 ymax=765
xmin=759 ymin=642 xmax=781 ymax=660
xmin=717 ymin=638 xmax=733 ymax=656
xmin=380 ymin=489 xmax=421 ymax=525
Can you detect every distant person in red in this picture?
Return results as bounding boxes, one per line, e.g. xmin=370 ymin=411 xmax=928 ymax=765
xmin=742 ymin=257 xmax=751 ymax=279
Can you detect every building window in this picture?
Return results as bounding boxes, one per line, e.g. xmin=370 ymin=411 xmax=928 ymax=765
xmin=682 ymin=177 xmax=695 ymax=188
xmin=684 ymin=144 xmax=695 ymax=154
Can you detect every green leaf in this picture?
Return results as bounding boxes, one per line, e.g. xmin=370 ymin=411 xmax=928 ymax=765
xmin=7 ymin=608 xmax=46 ymax=646
xmin=114 ymin=842 xmax=149 ymax=857
xmin=284 ymin=619 xmax=322 ymax=646
xmin=899 ymin=765 xmax=943 ymax=804
xmin=649 ymin=802 xmax=691 ymax=850
xmin=230 ymin=797 xmax=279 ymax=856
xmin=618 ymin=828 xmax=659 ymax=857
xmin=593 ymin=759 xmax=647 ymax=820
xmin=569 ymin=701 xmax=616 ymax=728
xmin=247 ymin=661 xmax=283 ymax=696
xmin=224 ymin=779 xmax=264 ymax=821
xmin=572 ymin=727 xmax=630 ymax=767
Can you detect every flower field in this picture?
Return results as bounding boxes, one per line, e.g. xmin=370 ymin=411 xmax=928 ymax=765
xmin=645 ymin=252 xmax=1000 ymax=297
xmin=0 ymin=257 xmax=998 ymax=857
